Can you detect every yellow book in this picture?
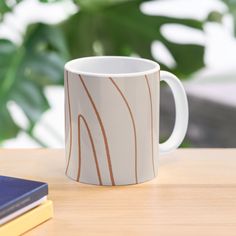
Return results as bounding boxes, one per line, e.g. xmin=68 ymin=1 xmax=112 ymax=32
xmin=0 ymin=200 xmax=53 ymax=236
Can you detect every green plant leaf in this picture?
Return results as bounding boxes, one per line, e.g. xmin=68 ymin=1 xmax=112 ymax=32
xmin=0 ymin=1 xmax=11 ymax=17
xmin=0 ymin=0 xmax=206 ymax=145
xmin=62 ymin=0 xmax=204 ymax=78
xmin=0 ymin=0 xmax=22 ymax=19
xmin=0 ymin=24 xmax=68 ymax=143
xmin=75 ymin=0 xmax=134 ymax=10
xmin=0 ymin=105 xmax=20 ymax=142
xmin=221 ymin=0 xmax=236 ymax=35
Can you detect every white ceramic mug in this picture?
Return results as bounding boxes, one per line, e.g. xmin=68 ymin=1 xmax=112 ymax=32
xmin=64 ymin=56 xmax=188 ymax=186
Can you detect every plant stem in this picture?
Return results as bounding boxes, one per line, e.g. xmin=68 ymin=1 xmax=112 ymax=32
xmin=20 ymin=127 xmax=48 ymax=147
xmin=27 ymin=132 xmax=48 ymax=148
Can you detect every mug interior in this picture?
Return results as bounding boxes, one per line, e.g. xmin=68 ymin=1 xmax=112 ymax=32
xmin=65 ymin=56 xmax=160 ymax=77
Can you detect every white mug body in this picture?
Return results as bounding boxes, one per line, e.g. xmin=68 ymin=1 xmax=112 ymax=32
xmin=65 ymin=57 xmax=162 ymax=186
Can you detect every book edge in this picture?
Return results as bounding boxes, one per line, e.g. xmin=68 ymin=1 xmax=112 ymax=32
xmin=0 ymin=181 xmax=48 ymax=219
xmin=0 ymin=196 xmax=47 ymax=225
xmin=0 ymin=200 xmax=53 ymax=236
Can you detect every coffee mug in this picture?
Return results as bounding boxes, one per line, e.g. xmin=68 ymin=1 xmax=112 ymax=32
xmin=64 ymin=56 xmax=188 ymax=186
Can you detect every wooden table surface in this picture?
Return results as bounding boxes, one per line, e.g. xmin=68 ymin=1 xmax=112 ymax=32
xmin=1 ymin=149 xmax=236 ymax=236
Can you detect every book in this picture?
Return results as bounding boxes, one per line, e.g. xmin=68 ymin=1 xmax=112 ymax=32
xmin=0 ymin=196 xmax=47 ymax=225
xmin=0 ymin=175 xmax=48 ymax=220
xmin=0 ymin=200 xmax=53 ymax=236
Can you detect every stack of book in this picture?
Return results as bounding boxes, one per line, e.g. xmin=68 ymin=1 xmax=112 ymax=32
xmin=0 ymin=175 xmax=53 ymax=235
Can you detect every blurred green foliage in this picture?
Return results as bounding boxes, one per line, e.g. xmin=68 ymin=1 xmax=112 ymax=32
xmin=0 ymin=0 xmax=206 ymax=145
xmin=223 ymin=0 xmax=236 ymax=35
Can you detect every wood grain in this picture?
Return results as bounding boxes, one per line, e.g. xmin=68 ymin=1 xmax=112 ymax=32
xmin=1 ymin=149 xmax=236 ymax=236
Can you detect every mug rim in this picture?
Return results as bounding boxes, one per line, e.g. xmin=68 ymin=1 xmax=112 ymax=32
xmin=64 ymin=56 xmax=160 ymax=78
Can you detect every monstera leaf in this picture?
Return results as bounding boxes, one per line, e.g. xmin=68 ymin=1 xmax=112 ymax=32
xmin=222 ymin=0 xmax=236 ymax=35
xmin=0 ymin=1 xmax=16 ymax=16
xmin=0 ymin=24 xmax=68 ymax=143
xmin=0 ymin=0 xmax=206 ymax=145
xmin=63 ymin=0 xmax=204 ymax=78
xmin=0 ymin=0 xmax=23 ymax=18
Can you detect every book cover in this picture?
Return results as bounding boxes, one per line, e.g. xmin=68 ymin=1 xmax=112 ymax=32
xmin=0 ymin=196 xmax=47 ymax=225
xmin=0 ymin=175 xmax=48 ymax=219
xmin=0 ymin=200 xmax=53 ymax=236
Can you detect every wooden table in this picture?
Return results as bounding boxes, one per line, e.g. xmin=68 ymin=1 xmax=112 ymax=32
xmin=1 ymin=149 xmax=236 ymax=236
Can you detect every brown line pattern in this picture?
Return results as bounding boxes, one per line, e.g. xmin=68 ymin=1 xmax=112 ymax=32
xmin=108 ymin=77 xmax=138 ymax=184
xmin=77 ymin=114 xmax=81 ymax=181
xmin=78 ymin=74 xmax=115 ymax=186
xmin=77 ymin=114 xmax=103 ymax=185
xmin=145 ymin=75 xmax=155 ymax=177
xmin=64 ymin=71 xmax=67 ymax=134
xmin=65 ymin=70 xmax=73 ymax=175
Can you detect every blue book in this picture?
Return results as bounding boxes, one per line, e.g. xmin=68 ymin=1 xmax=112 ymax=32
xmin=0 ymin=176 xmax=48 ymax=220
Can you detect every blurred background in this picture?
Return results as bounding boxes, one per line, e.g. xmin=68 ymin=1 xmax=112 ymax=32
xmin=0 ymin=0 xmax=235 ymax=148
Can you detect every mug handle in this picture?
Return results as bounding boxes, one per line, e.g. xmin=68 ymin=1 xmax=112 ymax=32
xmin=159 ymin=71 xmax=189 ymax=154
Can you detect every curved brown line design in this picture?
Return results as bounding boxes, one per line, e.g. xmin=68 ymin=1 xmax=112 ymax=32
xmin=108 ymin=77 xmax=138 ymax=184
xmin=77 ymin=114 xmax=103 ymax=185
xmin=145 ymin=75 xmax=155 ymax=177
xmin=78 ymin=74 xmax=115 ymax=186
xmin=65 ymin=70 xmax=73 ymax=174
